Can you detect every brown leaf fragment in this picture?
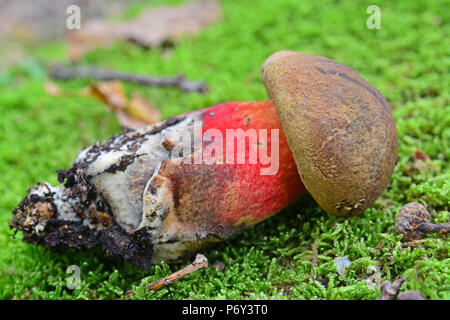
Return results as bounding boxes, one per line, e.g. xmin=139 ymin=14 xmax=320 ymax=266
xmin=86 ymin=82 xmax=162 ymax=130
xmin=411 ymin=148 xmax=433 ymax=171
xmin=68 ymin=20 xmax=114 ymax=62
xmin=413 ymin=149 xmax=431 ymax=162
xmin=113 ymin=109 xmax=150 ymax=131
xmin=126 ymin=92 xmax=162 ymax=125
xmin=403 ymin=149 xmax=436 ymax=175
xmin=68 ymin=0 xmax=222 ymax=61
xmin=88 ymin=81 xmax=128 ymax=110
xmin=44 ymin=80 xmax=162 ymax=130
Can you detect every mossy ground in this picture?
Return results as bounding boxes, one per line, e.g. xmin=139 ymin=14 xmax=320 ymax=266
xmin=0 ymin=0 xmax=448 ymax=300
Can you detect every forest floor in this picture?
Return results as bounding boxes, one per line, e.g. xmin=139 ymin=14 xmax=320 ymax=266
xmin=0 ymin=0 xmax=448 ymax=299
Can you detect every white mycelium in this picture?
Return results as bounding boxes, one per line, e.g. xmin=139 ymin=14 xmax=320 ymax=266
xmin=81 ymin=115 xmax=200 ymax=232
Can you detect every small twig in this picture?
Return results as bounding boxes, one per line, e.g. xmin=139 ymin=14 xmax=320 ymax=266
xmin=418 ymin=221 xmax=450 ymax=234
xmin=378 ymin=277 xmax=405 ymax=300
xmin=148 ymin=254 xmax=208 ymax=291
xmin=48 ymin=65 xmax=208 ymax=93
xmin=125 ymin=254 xmax=208 ymax=299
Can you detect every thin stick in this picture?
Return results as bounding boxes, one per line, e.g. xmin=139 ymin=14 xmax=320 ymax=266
xmin=147 ymin=254 xmax=209 ymax=291
xmin=418 ymin=222 xmax=450 ymax=234
xmin=125 ymin=254 xmax=208 ymax=299
xmin=378 ymin=277 xmax=405 ymax=300
xmin=49 ymin=65 xmax=208 ymax=93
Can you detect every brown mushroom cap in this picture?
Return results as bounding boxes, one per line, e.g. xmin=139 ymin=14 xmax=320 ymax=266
xmin=262 ymin=51 xmax=398 ymax=216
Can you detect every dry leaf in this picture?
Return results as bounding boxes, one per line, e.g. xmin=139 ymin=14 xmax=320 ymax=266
xmin=68 ymin=0 xmax=222 ymax=61
xmin=44 ymin=80 xmax=161 ymax=130
xmin=410 ymin=148 xmax=433 ymax=172
xmin=126 ymin=92 xmax=162 ymax=124
xmin=87 ymin=82 xmax=162 ymax=129
xmin=88 ymin=81 xmax=128 ymax=110
xmin=402 ymin=148 xmax=437 ymax=175
xmin=413 ymin=149 xmax=431 ymax=162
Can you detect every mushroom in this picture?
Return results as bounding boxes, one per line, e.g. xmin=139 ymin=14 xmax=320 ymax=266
xmin=11 ymin=101 xmax=306 ymax=268
xmin=11 ymin=51 xmax=398 ymax=267
xmin=262 ymin=51 xmax=398 ymax=216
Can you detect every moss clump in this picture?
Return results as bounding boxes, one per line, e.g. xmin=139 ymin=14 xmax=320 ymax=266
xmin=0 ymin=0 xmax=448 ymax=299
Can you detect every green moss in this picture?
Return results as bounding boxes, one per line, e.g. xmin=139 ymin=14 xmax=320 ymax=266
xmin=0 ymin=0 xmax=448 ymax=300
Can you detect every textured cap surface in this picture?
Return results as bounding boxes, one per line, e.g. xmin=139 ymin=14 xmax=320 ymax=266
xmin=262 ymin=51 xmax=398 ymax=216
